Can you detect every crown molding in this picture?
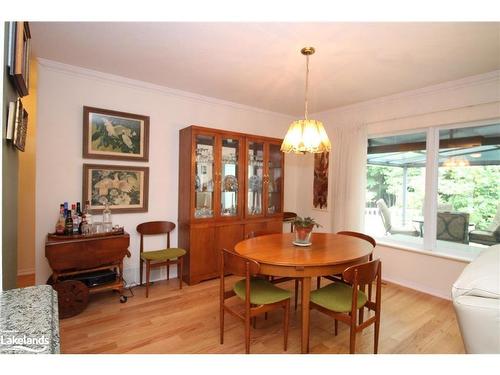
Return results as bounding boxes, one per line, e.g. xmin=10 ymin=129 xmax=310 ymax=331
xmin=36 ymin=58 xmax=294 ymax=119
xmin=313 ymin=70 xmax=500 ymax=118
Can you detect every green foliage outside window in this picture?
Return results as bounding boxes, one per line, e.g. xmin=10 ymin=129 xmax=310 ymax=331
xmin=367 ymin=164 xmax=499 ymax=230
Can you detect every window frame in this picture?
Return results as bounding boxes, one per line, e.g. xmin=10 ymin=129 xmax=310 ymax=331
xmin=366 ymin=117 xmax=500 ymax=260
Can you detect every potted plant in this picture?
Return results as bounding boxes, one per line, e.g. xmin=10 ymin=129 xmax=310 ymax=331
xmin=292 ymin=216 xmax=321 ymax=245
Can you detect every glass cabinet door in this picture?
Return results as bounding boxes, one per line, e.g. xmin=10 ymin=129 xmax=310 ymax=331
xmin=194 ymin=134 xmax=215 ymax=219
xmin=247 ymin=141 xmax=264 ymax=216
xmin=267 ymin=143 xmax=283 ymax=215
xmin=220 ymin=137 xmax=240 ymax=217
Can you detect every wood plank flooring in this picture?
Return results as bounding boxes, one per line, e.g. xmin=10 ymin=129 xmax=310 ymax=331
xmin=59 ymin=277 xmax=465 ymax=354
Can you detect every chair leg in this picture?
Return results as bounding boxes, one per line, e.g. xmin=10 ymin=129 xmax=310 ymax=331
xmin=167 ymin=260 xmax=170 ymax=280
xmin=334 ymin=319 xmax=338 ymax=336
xmin=316 ymin=276 xmax=321 ymax=289
xmin=220 ymin=304 xmax=224 ymax=345
xmin=145 ymin=260 xmax=151 ymax=298
xmin=245 ymin=313 xmax=251 ymax=354
xmin=283 ymin=299 xmax=290 ymax=351
xmin=179 ymin=257 xmax=183 ymax=289
xmin=139 ymin=259 xmax=143 ymax=286
xmin=359 ymin=284 xmax=367 ymax=324
xmin=374 ymin=314 xmax=380 ymax=354
xmin=349 ymin=321 xmax=356 ymax=354
xmin=294 ymin=279 xmax=299 ymax=311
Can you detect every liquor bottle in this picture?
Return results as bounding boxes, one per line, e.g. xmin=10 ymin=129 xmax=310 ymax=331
xmin=102 ymin=202 xmax=112 ymax=232
xmin=79 ymin=212 xmax=89 ymax=235
xmin=64 ymin=209 xmax=73 ymax=235
xmin=84 ymin=200 xmax=93 ymax=225
xmin=76 ymin=202 xmax=82 ymax=219
xmin=55 ymin=204 xmax=65 ymax=235
xmin=71 ymin=203 xmax=79 ymax=234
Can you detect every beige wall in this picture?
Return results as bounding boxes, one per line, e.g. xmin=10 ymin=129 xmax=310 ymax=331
xmin=17 ymin=59 xmax=37 ymax=276
xmin=35 ymin=59 xmax=300 ymax=285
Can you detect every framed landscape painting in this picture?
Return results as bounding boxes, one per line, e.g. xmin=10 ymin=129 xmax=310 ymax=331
xmin=83 ymin=164 xmax=149 ymax=213
xmin=83 ymin=106 xmax=150 ymax=161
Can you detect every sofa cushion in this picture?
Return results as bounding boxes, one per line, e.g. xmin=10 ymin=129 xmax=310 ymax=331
xmin=452 ymin=244 xmax=500 ymax=299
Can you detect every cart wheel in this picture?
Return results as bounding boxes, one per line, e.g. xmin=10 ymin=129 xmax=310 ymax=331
xmin=53 ymin=280 xmax=89 ymax=319
xmin=120 ymin=295 xmax=128 ymax=303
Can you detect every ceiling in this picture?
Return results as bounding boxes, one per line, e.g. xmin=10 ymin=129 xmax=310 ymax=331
xmin=30 ymin=22 xmax=500 ymax=116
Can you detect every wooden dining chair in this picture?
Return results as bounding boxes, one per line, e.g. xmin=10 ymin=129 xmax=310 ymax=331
xmin=316 ymin=231 xmax=376 ymax=324
xmin=137 ymin=221 xmax=187 ymax=298
xmin=310 ymin=259 xmax=382 ymax=354
xmin=245 ymin=230 xmax=301 ymax=311
xmin=219 ymin=248 xmax=291 ymax=354
xmin=283 ymin=211 xmax=298 ymax=232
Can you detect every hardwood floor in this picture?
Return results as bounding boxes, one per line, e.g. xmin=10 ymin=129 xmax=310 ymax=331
xmin=59 ymin=277 xmax=465 ymax=354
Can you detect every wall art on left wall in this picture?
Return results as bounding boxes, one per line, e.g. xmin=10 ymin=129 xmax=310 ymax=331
xmin=83 ymin=164 xmax=149 ymax=214
xmin=7 ymin=98 xmax=28 ymax=152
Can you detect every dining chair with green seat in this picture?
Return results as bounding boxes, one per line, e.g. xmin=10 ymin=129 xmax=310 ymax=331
xmin=317 ymin=231 xmax=376 ymax=303
xmin=310 ymin=259 xmax=382 ymax=354
xmin=137 ymin=221 xmax=187 ymax=298
xmin=245 ymin=230 xmax=301 ymax=311
xmin=219 ymin=248 xmax=291 ymax=354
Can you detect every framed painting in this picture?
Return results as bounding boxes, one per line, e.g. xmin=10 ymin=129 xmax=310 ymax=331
xmin=83 ymin=164 xmax=149 ymax=213
xmin=13 ymin=99 xmax=28 ymax=152
xmin=8 ymin=22 xmax=31 ymax=97
xmin=83 ymin=106 xmax=150 ymax=161
xmin=313 ymin=152 xmax=329 ymax=210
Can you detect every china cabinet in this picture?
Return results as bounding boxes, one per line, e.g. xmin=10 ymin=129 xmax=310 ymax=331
xmin=178 ymin=126 xmax=285 ymax=284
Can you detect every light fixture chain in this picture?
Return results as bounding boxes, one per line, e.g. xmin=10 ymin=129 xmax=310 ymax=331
xmin=304 ymin=54 xmax=309 ymax=120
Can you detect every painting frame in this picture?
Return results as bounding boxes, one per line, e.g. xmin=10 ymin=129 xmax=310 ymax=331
xmin=83 ymin=164 xmax=149 ymax=214
xmin=313 ymin=151 xmax=329 ymax=211
xmin=13 ymin=98 xmax=28 ymax=152
xmin=9 ymin=22 xmax=31 ymax=97
xmin=83 ymin=106 xmax=150 ymax=162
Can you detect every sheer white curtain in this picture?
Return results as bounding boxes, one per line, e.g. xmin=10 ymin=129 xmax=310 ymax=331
xmin=330 ymin=124 xmax=368 ymax=233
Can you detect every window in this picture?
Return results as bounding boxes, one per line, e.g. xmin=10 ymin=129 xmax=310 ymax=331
xmin=436 ymin=124 xmax=500 ymax=257
xmin=365 ymin=132 xmax=426 ymax=247
xmin=365 ymin=121 xmax=500 ymax=260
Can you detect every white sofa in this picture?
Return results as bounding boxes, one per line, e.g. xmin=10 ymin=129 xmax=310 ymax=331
xmin=452 ymin=244 xmax=500 ymax=353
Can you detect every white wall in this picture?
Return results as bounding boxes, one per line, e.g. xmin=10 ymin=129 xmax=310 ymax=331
xmin=35 ymin=59 xmax=300 ymax=285
xmin=297 ymin=70 xmax=500 ymax=299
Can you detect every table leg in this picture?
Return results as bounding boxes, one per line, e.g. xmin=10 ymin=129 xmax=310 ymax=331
xmin=301 ymin=276 xmax=311 ymax=354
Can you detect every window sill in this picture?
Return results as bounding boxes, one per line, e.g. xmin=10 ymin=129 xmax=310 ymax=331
xmin=375 ymin=238 xmax=474 ymax=263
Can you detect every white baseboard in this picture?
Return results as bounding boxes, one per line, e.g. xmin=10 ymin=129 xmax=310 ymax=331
xmin=122 ymin=266 xmax=178 ymax=288
xmin=382 ymin=276 xmax=452 ymax=301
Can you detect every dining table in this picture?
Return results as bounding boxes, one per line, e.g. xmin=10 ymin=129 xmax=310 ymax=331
xmin=234 ymin=232 xmax=374 ymax=353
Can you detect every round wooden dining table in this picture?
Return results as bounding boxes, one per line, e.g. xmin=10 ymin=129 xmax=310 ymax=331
xmin=234 ymin=232 xmax=374 ymax=353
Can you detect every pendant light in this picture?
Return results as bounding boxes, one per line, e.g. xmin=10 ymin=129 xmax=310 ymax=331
xmin=281 ymin=47 xmax=331 ymax=154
